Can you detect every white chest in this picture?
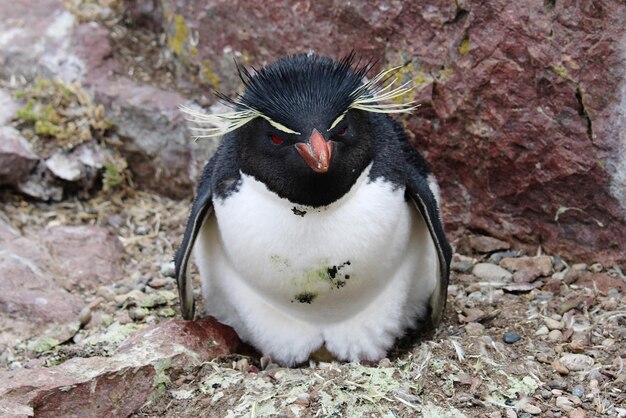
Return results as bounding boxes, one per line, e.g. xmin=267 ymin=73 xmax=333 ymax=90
xmin=208 ymin=165 xmax=414 ymax=320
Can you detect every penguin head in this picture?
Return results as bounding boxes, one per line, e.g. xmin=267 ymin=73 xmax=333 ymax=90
xmin=183 ymin=53 xmax=416 ymax=207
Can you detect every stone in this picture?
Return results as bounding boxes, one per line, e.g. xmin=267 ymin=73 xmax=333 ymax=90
xmin=544 ymin=317 xmax=565 ymax=330
xmin=588 ymin=263 xmax=603 ymax=272
xmin=465 ymin=322 xmax=485 ymax=336
xmin=548 ymin=330 xmax=563 ymax=342
xmin=552 ymin=360 xmax=570 ymax=375
xmin=473 ymin=263 xmax=513 ymax=281
xmin=500 ymin=256 xmax=553 ymax=279
xmin=535 ymin=326 xmax=549 ymax=336
xmin=159 ymin=261 xmax=176 ymax=278
xmin=468 ymin=235 xmax=510 ymax=253
xmin=451 ymin=258 xmax=474 ymax=274
xmin=559 ymin=354 xmax=594 ymax=372
xmin=547 ymin=380 xmax=568 ymax=390
xmin=555 ymin=396 xmax=575 ymax=411
xmin=568 ymin=409 xmax=586 ymax=418
xmin=571 ymin=386 xmax=584 ymax=398
xmin=0 ymin=317 xmax=239 ymax=417
xmin=522 ymin=404 xmax=541 ymax=415
xmin=148 ymin=278 xmax=168 ymax=288
xmin=0 ymin=127 xmax=39 ymax=186
xmin=503 ymin=331 xmax=521 ymax=344
xmin=45 ymin=152 xmax=84 ymax=182
xmin=0 ymin=89 xmax=20 ymax=126
xmin=503 ymin=283 xmax=536 ymax=293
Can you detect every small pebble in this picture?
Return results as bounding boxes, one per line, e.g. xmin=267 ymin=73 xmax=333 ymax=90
xmin=451 ymin=259 xmax=474 ymax=274
xmin=115 ymin=289 xmax=145 ymax=305
xmin=447 ymin=284 xmax=458 ymax=296
xmin=72 ymin=332 xmax=85 ymax=344
xmin=468 ymin=291 xmax=486 ymax=302
xmin=520 ymin=413 xmax=532 ymax=418
xmin=547 ymin=379 xmax=568 ymax=390
xmin=140 ymin=292 xmax=168 ymax=308
xmin=158 ymin=307 xmax=176 ymax=317
xmin=571 ymin=263 xmax=587 ymax=271
xmin=113 ymin=284 xmax=132 ymax=295
xmin=489 ymin=250 xmax=522 ymax=264
xmin=556 ymin=396 xmax=574 ymax=411
xmin=571 ymin=386 xmax=584 ymax=398
xmin=552 ymin=256 xmax=567 ymax=272
xmin=588 ymin=263 xmax=602 ymax=272
xmin=535 ymin=326 xmax=549 ymax=336
xmin=587 ymin=370 xmax=604 ymax=381
xmin=503 ymin=331 xmax=522 ymax=344
xmin=149 ymin=278 xmax=168 ymax=288
xmin=473 ymin=263 xmax=513 ymax=281
xmin=96 ymin=286 xmax=116 ymax=302
xmin=548 ymin=330 xmax=563 ymax=342
xmin=78 ymin=306 xmax=92 ymax=327
xmin=107 ymin=214 xmax=125 ymax=228
xmin=522 ymin=404 xmax=542 ymax=415
xmin=552 ymin=359 xmax=570 ymax=375
xmin=505 ymin=408 xmax=518 ymax=418
xmin=465 ymin=322 xmax=485 ymax=336
xmin=378 ymin=358 xmax=393 ymax=367
xmin=129 ymin=307 xmax=148 ymax=321
xmin=541 ymin=390 xmax=553 ymax=399
xmin=544 ymin=317 xmax=565 ymax=330
xmin=559 ymin=354 xmax=594 ymax=371
xmin=568 ymin=408 xmax=586 ymax=418
xmin=160 ymin=261 xmax=176 ymax=278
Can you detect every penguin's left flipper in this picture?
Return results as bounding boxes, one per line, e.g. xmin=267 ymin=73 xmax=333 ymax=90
xmin=403 ymin=155 xmax=453 ymax=330
xmin=174 ymin=158 xmax=216 ymax=320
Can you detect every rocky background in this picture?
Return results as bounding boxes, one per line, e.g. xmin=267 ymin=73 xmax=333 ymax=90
xmin=0 ymin=1 xmax=625 ymax=417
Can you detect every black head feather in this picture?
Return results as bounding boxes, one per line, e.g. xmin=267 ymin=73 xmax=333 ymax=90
xmin=220 ymin=52 xmax=375 ymax=134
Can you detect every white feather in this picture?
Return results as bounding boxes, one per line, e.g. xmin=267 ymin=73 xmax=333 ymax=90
xmin=193 ymin=164 xmax=438 ymax=366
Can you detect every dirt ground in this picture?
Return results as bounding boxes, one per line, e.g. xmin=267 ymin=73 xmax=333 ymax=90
xmin=1 ymin=188 xmax=624 ymax=418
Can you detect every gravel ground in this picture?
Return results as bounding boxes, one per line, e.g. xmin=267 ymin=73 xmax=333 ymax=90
xmin=1 ymin=189 xmax=624 ymax=418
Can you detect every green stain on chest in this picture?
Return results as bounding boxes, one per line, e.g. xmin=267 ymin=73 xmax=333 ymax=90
xmin=287 ymin=260 xmax=353 ymax=303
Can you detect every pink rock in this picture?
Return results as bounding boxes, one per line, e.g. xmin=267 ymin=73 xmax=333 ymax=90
xmin=501 ymin=256 xmax=553 ymax=281
xmin=0 ymin=317 xmax=239 ymax=417
xmin=0 ymin=225 xmax=124 ymax=348
xmin=573 ymin=272 xmax=626 ymax=295
xmin=39 ymin=226 xmax=125 ymax=292
xmin=468 ymin=235 xmax=510 ymax=253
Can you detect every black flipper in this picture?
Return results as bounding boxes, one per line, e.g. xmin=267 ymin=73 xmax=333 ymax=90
xmin=174 ymin=159 xmax=216 ymax=320
xmin=403 ymin=152 xmax=452 ymax=329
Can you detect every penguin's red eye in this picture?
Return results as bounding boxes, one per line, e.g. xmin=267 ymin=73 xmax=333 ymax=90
xmin=337 ymin=127 xmax=347 ymax=137
xmin=270 ymin=134 xmax=284 ymax=145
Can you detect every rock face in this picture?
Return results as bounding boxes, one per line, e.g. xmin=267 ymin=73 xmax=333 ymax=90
xmin=125 ymin=1 xmax=626 ymax=264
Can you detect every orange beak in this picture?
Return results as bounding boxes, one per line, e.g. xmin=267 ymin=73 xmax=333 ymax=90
xmin=295 ymin=129 xmax=333 ymax=173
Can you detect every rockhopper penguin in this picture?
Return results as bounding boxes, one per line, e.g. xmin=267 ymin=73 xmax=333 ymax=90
xmin=175 ymin=53 xmax=452 ymax=366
